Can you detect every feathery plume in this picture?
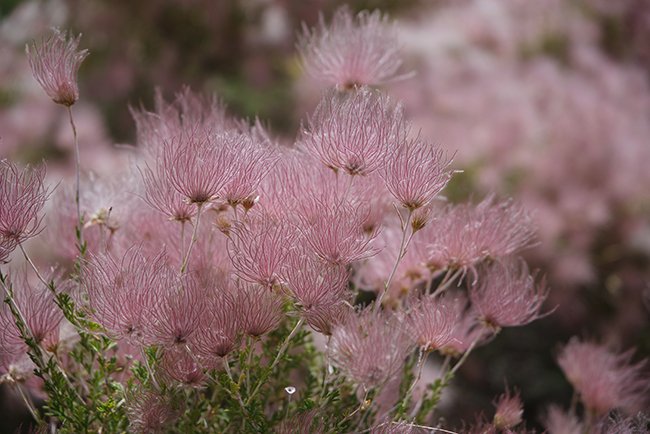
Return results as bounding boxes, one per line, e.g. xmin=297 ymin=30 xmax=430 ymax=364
xmin=303 ymin=88 xmax=404 ymax=176
xmin=26 ymin=29 xmax=88 ymax=106
xmin=298 ymin=7 xmax=404 ymax=89
xmin=329 ymin=307 xmax=412 ymax=390
xmin=382 ymin=137 xmax=452 ymax=211
xmin=557 ymin=338 xmax=649 ymax=415
xmin=470 ymin=259 xmax=548 ymax=330
xmin=0 ymin=161 xmax=48 ymax=251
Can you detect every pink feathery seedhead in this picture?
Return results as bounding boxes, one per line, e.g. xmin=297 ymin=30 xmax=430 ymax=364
xmin=0 ymin=161 xmax=48 ymax=250
xmin=329 ymin=307 xmax=413 ymax=390
xmin=404 ymin=295 xmax=455 ymax=353
xmin=140 ymin=164 xmax=196 ymax=223
xmin=236 ymin=282 xmax=284 ymax=338
xmin=9 ymin=270 xmax=63 ymax=350
xmin=227 ymin=211 xmax=298 ymax=289
xmin=146 ymin=273 xmax=206 ymax=347
xmin=222 ymin=134 xmax=278 ymax=210
xmin=543 ymin=406 xmax=583 ymax=434
xmin=557 ymin=338 xmax=649 ymax=415
xmin=26 ymin=29 xmax=88 ymax=106
xmin=303 ymin=88 xmax=404 ymax=176
xmin=298 ymin=197 xmax=380 ymax=265
xmin=275 ymin=410 xmax=324 ymax=434
xmin=303 ymin=301 xmax=351 ymax=337
xmin=83 ymin=248 xmax=167 ymax=342
xmin=349 ymin=174 xmax=393 ymax=234
xmin=298 ymin=7 xmax=404 ymax=89
xmin=127 ymin=389 xmax=180 ymax=434
xmin=158 ymin=348 xmax=205 ymax=387
xmin=0 ymin=296 xmax=28 ymax=359
xmin=382 ymin=136 xmax=453 ymax=211
xmin=194 ymin=281 xmax=241 ymax=360
xmin=164 ymin=129 xmax=238 ymax=205
xmin=281 ymin=252 xmax=350 ymax=333
xmin=132 ymin=87 xmax=233 ymax=152
xmin=423 ymin=196 xmax=536 ymax=272
xmin=473 ymin=195 xmax=537 ymax=259
xmin=438 ymin=293 xmax=489 ymax=357
xmin=470 ymin=259 xmax=548 ymax=330
xmin=493 ymin=388 xmax=524 ymax=429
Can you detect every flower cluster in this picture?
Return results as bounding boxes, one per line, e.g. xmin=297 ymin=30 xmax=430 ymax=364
xmin=0 ymin=5 xmax=647 ymax=434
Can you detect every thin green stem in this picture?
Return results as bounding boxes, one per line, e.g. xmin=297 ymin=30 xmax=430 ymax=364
xmin=395 ymin=348 xmax=428 ymax=415
xmin=246 ymin=318 xmax=304 ymax=405
xmin=375 ymin=208 xmax=413 ymax=312
xmin=67 ymin=106 xmax=83 ymax=246
xmin=180 ymin=203 xmax=203 ymax=273
xmin=18 ymin=243 xmax=50 ymax=291
xmin=431 ymin=268 xmax=463 ymax=298
xmin=449 ymin=339 xmax=477 ymax=377
xmin=245 ymin=336 xmax=254 ymax=395
xmin=14 ymin=382 xmax=42 ymax=424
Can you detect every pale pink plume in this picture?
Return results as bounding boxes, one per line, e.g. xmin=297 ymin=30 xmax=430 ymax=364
xmin=9 ymin=270 xmax=63 ymax=350
xmin=543 ymin=405 xmax=583 ymax=434
xmin=303 ymin=88 xmax=404 ymax=176
xmin=227 ymin=211 xmax=298 ymax=289
xmin=131 ymin=87 xmax=233 ymax=153
xmin=127 ymin=388 xmax=180 ymax=434
xmin=381 ymin=136 xmax=452 ymax=211
xmin=281 ymin=251 xmax=351 ymax=334
xmin=236 ymin=282 xmax=284 ymax=338
xmin=26 ymin=29 xmax=89 ymax=106
xmin=298 ymin=7 xmax=404 ymax=89
xmin=329 ymin=307 xmax=413 ymax=390
xmin=164 ymin=129 xmax=239 ymax=205
xmin=437 ymin=293 xmax=489 ymax=357
xmin=493 ymin=387 xmax=524 ymax=429
xmin=193 ymin=279 xmax=241 ymax=361
xmin=140 ymin=164 xmax=196 ymax=223
xmin=222 ymin=133 xmax=278 ymax=210
xmin=404 ymin=295 xmax=455 ymax=353
xmin=470 ymin=259 xmax=548 ymax=330
xmin=158 ymin=347 xmax=205 ymax=387
xmin=298 ymin=197 xmax=380 ymax=265
xmin=421 ymin=196 xmax=536 ymax=273
xmin=145 ymin=272 xmax=206 ymax=348
xmin=557 ymin=338 xmax=649 ymax=416
xmin=0 ymin=161 xmax=48 ymax=256
xmin=83 ymin=248 xmax=168 ymax=343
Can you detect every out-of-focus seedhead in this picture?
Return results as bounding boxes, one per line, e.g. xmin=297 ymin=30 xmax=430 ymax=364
xmin=298 ymin=7 xmax=404 ymax=89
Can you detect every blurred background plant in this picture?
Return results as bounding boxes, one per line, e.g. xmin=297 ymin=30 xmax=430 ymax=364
xmin=0 ymin=0 xmax=649 ymax=432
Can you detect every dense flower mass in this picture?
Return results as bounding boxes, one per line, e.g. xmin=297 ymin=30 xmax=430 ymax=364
xmin=0 ymin=2 xmax=648 ymax=433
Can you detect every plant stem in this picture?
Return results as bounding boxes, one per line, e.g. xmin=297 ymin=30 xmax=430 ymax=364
xmin=67 ymin=106 xmax=83 ymax=246
xmin=180 ymin=203 xmax=203 ymax=273
xmin=375 ymin=208 xmax=413 ymax=312
xmin=431 ymin=268 xmax=463 ymax=298
xmin=14 ymin=382 xmax=42 ymax=424
xmin=395 ymin=348 xmax=427 ymax=415
xmin=223 ymin=358 xmax=247 ymax=411
xmin=18 ymin=243 xmax=50 ymax=290
xmin=246 ymin=318 xmax=304 ymax=405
